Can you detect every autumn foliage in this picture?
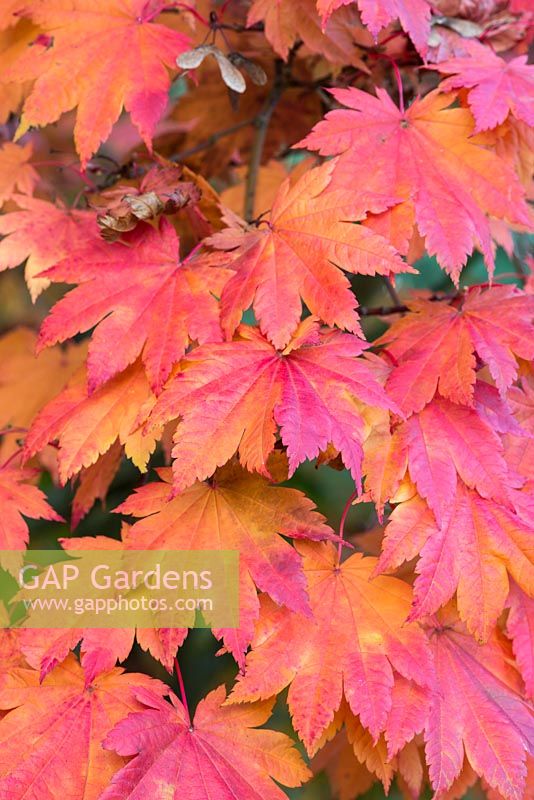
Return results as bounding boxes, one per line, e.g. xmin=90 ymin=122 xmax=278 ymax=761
xmin=0 ymin=1 xmax=533 ymax=799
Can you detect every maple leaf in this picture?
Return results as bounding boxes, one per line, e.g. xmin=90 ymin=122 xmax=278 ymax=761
xmin=228 ymin=541 xmax=434 ymax=754
xmin=376 ymin=483 xmax=534 ymax=641
xmin=506 ymin=582 xmax=534 ymax=698
xmin=0 ymin=466 xmax=62 ymax=573
xmin=0 ymin=141 xmax=38 ymax=209
xmin=434 ymin=47 xmax=534 ymax=131
xmin=71 ymin=442 xmax=123 ymax=528
xmin=101 ymin=684 xmax=311 ymax=800
xmin=23 ymin=360 xmax=158 ymax=482
xmin=299 ymin=88 xmax=532 ymax=282
xmin=316 ymin=0 xmax=432 ymax=55
xmin=0 ymin=21 xmax=39 ymax=124
xmin=376 ymin=287 xmax=534 ymax=414
xmin=0 ymin=327 xmax=87 ymax=462
xmin=38 ymin=220 xmax=232 ymax=393
xmin=19 ymin=625 xmax=135 ymax=687
xmin=423 ymin=609 xmax=534 ymax=800
xmin=311 ymin=729 xmax=377 ymax=800
xmin=248 ymin=0 xmax=369 ymax=67
xmin=403 ymin=394 xmax=519 ymax=527
xmin=116 ymin=455 xmax=335 ymax=664
xmin=18 ymin=532 xmax=188 ymax=681
xmin=7 ymin=0 xmax=190 ymax=167
xmin=147 ymin=318 xmax=397 ymax=492
xmin=209 ymin=162 xmax=410 ymax=349
xmin=0 ymin=654 xmax=168 ymax=800
xmin=0 ymin=195 xmax=98 ymax=300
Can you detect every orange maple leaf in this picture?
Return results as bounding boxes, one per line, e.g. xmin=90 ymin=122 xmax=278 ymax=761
xmin=0 ymin=195 xmax=98 ymax=299
xmin=0 ymin=141 xmax=38 ymax=209
xmin=38 ymin=220 xmax=232 ymax=393
xmin=24 ymin=360 xmax=158 ymax=482
xmin=7 ymin=0 xmax=191 ymax=166
xmin=116 ymin=455 xmax=336 ymax=664
xmin=101 ymin=685 xmax=311 ymax=800
xmin=229 ymin=541 xmax=434 ymax=754
xmin=210 ymin=162 xmax=410 ymax=349
xmin=0 ymin=654 xmax=168 ymax=800
xmin=0 ymin=466 xmax=62 ymax=573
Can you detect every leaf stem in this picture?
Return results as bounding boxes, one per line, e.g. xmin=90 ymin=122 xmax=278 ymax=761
xmin=0 ymin=447 xmax=24 ymax=470
xmin=174 ymin=656 xmax=192 ymax=729
xmin=337 ymin=487 xmax=359 ymax=564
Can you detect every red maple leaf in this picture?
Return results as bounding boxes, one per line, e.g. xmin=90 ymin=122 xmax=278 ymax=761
xmin=101 ymin=685 xmax=311 ymax=800
xmin=299 ymin=87 xmax=532 ymax=281
xmin=434 ymin=46 xmax=534 ymax=131
xmin=38 ymin=220 xmax=232 ymax=393
xmin=147 ymin=318 xmax=397 ymax=492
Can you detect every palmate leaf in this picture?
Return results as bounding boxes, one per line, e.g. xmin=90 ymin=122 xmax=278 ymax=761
xmin=229 ymin=541 xmax=434 ymax=754
xmin=116 ymin=455 xmax=336 ymax=665
xmin=0 ymin=467 xmax=63 ymax=574
xmin=38 ymin=220 xmax=232 ymax=394
xmin=210 ymin=161 xmax=410 ymax=350
xmin=0 ymin=655 xmax=168 ymax=800
xmin=316 ymin=0 xmax=432 ymax=55
xmin=24 ymin=360 xmax=158 ymax=482
xmin=101 ymin=686 xmax=311 ymax=800
xmin=376 ymin=287 xmax=534 ymax=414
xmin=299 ymin=87 xmax=532 ymax=281
xmin=434 ymin=44 xmax=534 ymax=131
xmin=0 ymin=196 xmax=98 ymax=300
xmin=376 ymin=483 xmax=534 ymax=642
xmin=424 ymin=609 xmax=534 ymax=800
xmin=6 ymin=0 xmax=191 ymax=166
xmin=147 ymin=318 xmax=397 ymax=492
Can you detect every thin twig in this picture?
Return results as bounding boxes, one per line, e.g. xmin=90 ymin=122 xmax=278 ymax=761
xmin=171 ymin=117 xmax=256 ymax=162
xmin=382 ymin=276 xmax=403 ymax=306
xmin=244 ymin=59 xmax=286 ymax=221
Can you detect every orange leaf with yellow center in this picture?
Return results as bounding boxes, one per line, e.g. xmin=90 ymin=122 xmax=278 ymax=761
xmin=116 ymin=456 xmax=336 ymax=664
xmin=0 ymin=654 xmax=168 ymax=800
xmin=229 ymin=541 xmax=434 ymax=754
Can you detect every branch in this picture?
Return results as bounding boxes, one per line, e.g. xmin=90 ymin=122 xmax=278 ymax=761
xmin=359 ymin=293 xmax=456 ymax=317
xmin=244 ymin=59 xmax=286 ymax=221
xmin=171 ymin=117 xmax=256 ymax=162
xmin=382 ymin=276 xmax=402 ymax=306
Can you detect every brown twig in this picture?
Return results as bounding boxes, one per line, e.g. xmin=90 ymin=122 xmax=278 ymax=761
xmin=382 ymin=276 xmax=403 ymax=306
xmin=359 ymin=293 xmax=455 ymax=317
xmin=171 ymin=117 xmax=256 ymax=162
xmin=243 ymin=59 xmax=286 ymax=221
